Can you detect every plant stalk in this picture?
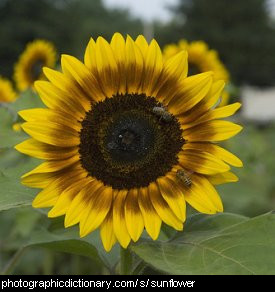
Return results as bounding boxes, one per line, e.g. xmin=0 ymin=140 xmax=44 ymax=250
xmin=1 ymin=247 xmax=26 ymax=275
xmin=120 ymin=247 xmax=132 ymax=275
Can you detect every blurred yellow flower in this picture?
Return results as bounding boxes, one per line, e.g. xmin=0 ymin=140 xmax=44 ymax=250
xmin=12 ymin=123 xmax=22 ymax=132
xmin=163 ymin=40 xmax=230 ymax=106
xmin=0 ymin=76 xmax=17 ymax=102
xmin=14 ymin=40 xmax=57 ymax=91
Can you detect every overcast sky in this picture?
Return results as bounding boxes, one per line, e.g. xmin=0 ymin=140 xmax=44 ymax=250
xmin=103 ymin=0 xmax=275 ymax=22
xmin=103 ymin=0 xmax=179 ymax=22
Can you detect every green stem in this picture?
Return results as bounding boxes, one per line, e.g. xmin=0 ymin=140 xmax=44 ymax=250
xmin=1 ymin=247 xmax=27 ymax=275
xmin=132 ymin=260 xmax=147 ymax=275
xmin=120 ymin=247 xmax=132 ymax=275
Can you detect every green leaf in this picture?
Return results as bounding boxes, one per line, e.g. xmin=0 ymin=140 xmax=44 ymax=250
xmin=0 ymin=155 xmax=40 ymax=211
xmin=25 ymin=222 xmax=120 ymax=272
xmin=0 ymin=90 xmax=44 ymax=149
xmin=13 ymin=207 xmax=42 ymax=237
xmin=0 ymin=107 xmax=27 ymax=149
xmin=28 ymin=231 xmax=103 ymax=267
xmin=0 ymin=148 xmax=28 ymax=170
xmin=9 ymin=89 xmax=44 ymax=113
xmin=131 ymin=212 xmax=275 ymax=275
xmin=0 ymin=131 xmax=28 ymax=149
xmin=0 ymin=175 xmax=37 ymax=211
xmin=0 ymin=107 xmax=15 ymax=126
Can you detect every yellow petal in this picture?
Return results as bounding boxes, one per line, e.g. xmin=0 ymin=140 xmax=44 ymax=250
xmin=100 ymin=211 xmax=117 ymax=252
xmin=124 ymin=188 xmax=144 ymax=242
xmin=181 ymin=174 xmax=223 ymax=214
xmin=22 ymin=159 xmax=81 ymax=179
xmin=210 ymin=102 xmax=242 ymax=119
xmin=141 ymin=39 xmax=163 ymax=96
xmin=19 ymin=108 xmax=81 ymax=131
xmin=94 ymin=36 xmax=119 ymax=97
xmin=34 ymin=81 xmax=86 ymax=119
xmin=168 ymin=72 xmax=213 ymax=114
xmin=183 ymin=143 xmax=243 ymax=167
xmin=95 ymin=37 xmax=118 ymax=72
xmin=110 ymin=33 xmax=126 ymax=63
xmin=43 ymin=67 xmax=69 ymax=92
xmin=80 ymin=186 xmax=113 ymax=237
xmin=21 ymin=121 xmax=80 ymax=147
xmin=135 ymin=35 xmax=148 ymax=57
xmin=177 ymin=80 xmax=225 ymax=125
xmin=43 ymin=68 xmax=90 ymax=112
xmin=32 ymin=171 xmax=82 ymax=208
xmin=32 ymin=188 xmax=59 ymax=208
xmin=184 ymin=120 xmax=243 ymax=142
xmin=21 ymin=172 xmax=58 ymax=188
xmin=164 ymin=50 xmax=188 ymax=81
xmin=138 ymin=187 xmax=161 ymax=240
xmin=194 ymin=175 xmax=223 ymax=211
xmin=15 ymin=139 xmax=78 ymax=160
xmin=84 ymin=37 xmax=97 ymax=71
xmin=208 ymin=171 xmax=239 ymax=185
xmin=125 ymin=35 xmax=144 ymax=94
xmin=178 ymin=150 xmax=230 ymax=175
xmin=64 ymin=180 xmax=103 ymax=227
xmin=219 ymin=90 xmax=230 ymax=107
xmin=203 ymin=80 xmax=226 ymax=109
xmin=148 ymin=182 xmax=183 ymax=231
xmin=157 ymin=177 xmax=186 ymax=221
xmin=48 ymin=178 xmax=91 ymax=218
xmin=111 ymin=33 xmax=127 ymax=94
xmin=182 ymin=103 xmax=241 ymax=130
xmin=154 ymin=51 xmax=188 ymax=101
xmin=113 ymin=190 xmax=131 ymax=248
xmin=61 ymin=54 xmax=104 ymax=102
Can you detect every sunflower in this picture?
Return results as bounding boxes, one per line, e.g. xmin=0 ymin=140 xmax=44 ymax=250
xmin=163 ymin=40 xmax=230 ymax=106
xmin=15 ymin=33 xmax=242 ymax=252
xmin=0 ymin=76 xmax=17 ymax=102
xmin=14 ymin=40 xmax=57 ymax=91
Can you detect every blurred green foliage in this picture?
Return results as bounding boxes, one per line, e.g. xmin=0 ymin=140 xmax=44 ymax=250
xmin=1 ymin=0 xmax=275 ymax=87
xmin=219 ymin=123 xmax=275 ymax=216
xmin=155 ymin=0 xmax=275 ymax=86
xmin=0 ymin=0 xmax=143 ymax=78
xmin=133 ymin=212 xmax=275 ymax=275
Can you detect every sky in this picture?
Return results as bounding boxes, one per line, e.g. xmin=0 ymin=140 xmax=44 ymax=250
xmin=270 ymin=0 xmax=275 ymax=16
xmin=103 ymin=0 xmax=179 ymax=22
xmin=103 ymin=0 xmax=275 ymax=21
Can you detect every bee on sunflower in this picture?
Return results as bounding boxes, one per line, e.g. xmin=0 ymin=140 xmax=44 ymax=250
xmin=14 ymin=40 xmax=57 ymax=91
xmin=163 ymin=40 xmax=231 ymax=107
xmin=16 ymin=33 xmax=242 ymax=252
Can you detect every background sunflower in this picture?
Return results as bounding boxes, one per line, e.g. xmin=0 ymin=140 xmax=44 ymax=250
xmin=14 ymin=40 xmax=57 ymax=91
xmin=0 ymin=76 xmax=16 ymax=102
xmin=163 ymin=40 xmax=230 ymax=106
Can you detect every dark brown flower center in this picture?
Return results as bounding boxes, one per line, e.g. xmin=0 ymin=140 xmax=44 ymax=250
xmin=79 ymin=93 xmax=184 ymax=190
xmin=188 ymin=62 xmax=201 ymax=76
xmin=30 ymin=59 xmax=45 ymax=81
